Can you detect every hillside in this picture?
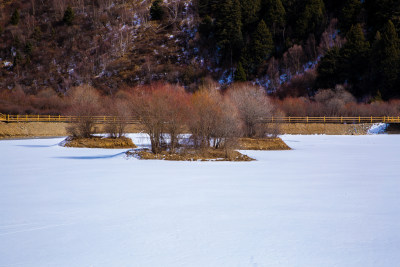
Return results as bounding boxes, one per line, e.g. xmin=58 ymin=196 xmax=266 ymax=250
xmin=0 ymin=0 xmax=400 ymax=108
xmin=0 ymin=0 xmax=201 ymax=95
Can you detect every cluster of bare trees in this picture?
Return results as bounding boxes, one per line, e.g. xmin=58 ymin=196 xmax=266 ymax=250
xmin=275 ymin=85 xmax=400 ymax=117
xmin=64 ymin=82 xmax=277 ymax=153
xmin=130 ymin=83 xmax=277 ymax=154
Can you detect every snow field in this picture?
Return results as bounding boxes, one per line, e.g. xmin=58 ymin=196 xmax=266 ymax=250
xmin=1 ymin=134 xmax=400 ymax=266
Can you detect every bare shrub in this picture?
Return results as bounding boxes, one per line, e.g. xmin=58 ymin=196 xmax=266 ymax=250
xmin=188 ymin=89 xmax=242 ymax=155
xmin=314 ymin=85 xmax=356 ymax=116
xmin=187 ymin=89 xmax=220 ymax=149
xmin=161 ymin=85 xmax=190 ymax=153
xmin=30 ymin=88 xmax=66 ymax=114
xmin=212 ymin=97 xmax=243 ymax=157
xmin=227 ymin=83 xmax=275 ymax=138
xmin=277 ymin=69 xmax=317 ymax=98
xmin=66 ymin=84 xmax=102 ymax=138
xmin=103 ymin=98 xmax=131 ymax=139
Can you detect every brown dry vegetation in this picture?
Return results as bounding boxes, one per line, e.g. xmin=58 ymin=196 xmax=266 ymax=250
xmin=238 ymin=138 xmax=291 ymax=151
xmin=63 ymin=136 xmax=136 ymax=149
xmin=127 ymin=148 xmax=254 ymax=162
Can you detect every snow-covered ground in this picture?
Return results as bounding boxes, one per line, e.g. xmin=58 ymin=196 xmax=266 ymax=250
xmin=1 ymin=134 xmax=400 ymax=267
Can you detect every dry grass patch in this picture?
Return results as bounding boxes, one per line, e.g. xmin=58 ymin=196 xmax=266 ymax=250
xmin=62 ymin=136 xmax=137 ymax=149
xmin=127 ymin=148 xmax=254 ymax=162
xmin=238 ymin=137 xmax=291 ymax=150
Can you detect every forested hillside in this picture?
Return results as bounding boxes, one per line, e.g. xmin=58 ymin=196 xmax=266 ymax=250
xmin=0 ymin=0 xmax=400 ymax=114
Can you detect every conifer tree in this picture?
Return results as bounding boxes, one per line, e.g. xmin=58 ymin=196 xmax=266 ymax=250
xmin=63 ymin=6 xmax=74 ymax=26
xmin=262 ymin=0 xmax=286 ymax=37
xmin=316 ymin=47 xmax=340 ymax=89
xmin=370 ymin=30 xmax=383 ymax=81
xmin=366 ymin=0 xmax=400 ymax=33
xmin=251 ymin=20 xmax=274 ymax=67
xmin=150 ymin=0 xmax=164 ymax=21
xmin=377 ymin=20 xmax=400 ymax=98
xmin=199 ymin=15 xmax=213 ymax=38
xmin=241 ymin=20 xmax=273 ymax=75
xmin=198 ymin=0 xmax=210 ymax=17
xmin=296 ymin=0 xmax=326 ymax=39
xmin=239 ymin=0 xmax=261 ymax=30
xmin=339 ymin=0 xmax=361 ymax=33
xmin=214 ymin=0 xmax=243 ymax=61
xmin=339 ymin=24 xmax=370 ymax=96
xmin=24 ymin=41 xmax=33 ymax=57
xmin=10 ymin=9 xmax=20 ymax=26
xmin=234 ymin=62 xmax=247 ymax=81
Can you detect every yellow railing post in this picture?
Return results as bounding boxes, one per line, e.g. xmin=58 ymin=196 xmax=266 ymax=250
xmin=371 ymin=116 xmax=373 ymax=123
xmin=17 ymin=114 xmax=19 ymax=122
xmin=324 ymin=116 xmax=326 ymax=123
xmin=7 ymin=114 xmax=9 ymax=122
xmin=359 ymin=116 xmax=360 ymax=123
xmin=307 ymin=116 xmax=309 ymax=123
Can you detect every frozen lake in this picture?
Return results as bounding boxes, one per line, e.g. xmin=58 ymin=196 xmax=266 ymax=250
xmin=1 ymin=134 xmax=400 ymax=266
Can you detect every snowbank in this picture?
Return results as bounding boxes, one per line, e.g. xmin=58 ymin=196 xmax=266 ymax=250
xmin=368 ymin=123 xmax=388 ymax=134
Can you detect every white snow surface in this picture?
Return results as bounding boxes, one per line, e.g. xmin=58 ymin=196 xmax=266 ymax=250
xmin=1 ymin=134 xmax=400 ymax=267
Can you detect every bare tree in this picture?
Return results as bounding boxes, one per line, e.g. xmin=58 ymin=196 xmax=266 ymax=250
xmin=188 ymin=89 xmax=220 ymax=149
xmin=287 ymin=44 xmax=305 ymax=75
xmin=161 ymin=84 xmax=190 ymax=153
xmin=188 ymin=88 xmax=242 ymax=153
xmin=104 ymin=98 xmax=131 ymax=138
xmin=67 ymin=84 xmax=102 ymax=138
xmin=132 ymin=83 xmax=189 ymax=154
xmin=267 ymin=57 xmax=280 ymax=91
xmin=227 ymin=83 xmax=275 ymax=138
xmin=314 ymin=85 xmax=356 ymax=116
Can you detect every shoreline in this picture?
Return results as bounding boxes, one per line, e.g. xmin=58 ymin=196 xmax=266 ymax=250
xmin=0 ymin=122 xmax=390 ymax=139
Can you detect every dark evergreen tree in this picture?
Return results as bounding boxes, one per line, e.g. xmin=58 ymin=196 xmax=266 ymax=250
xmin=296 ymin=0 xmax=326 ymax=39
xmin=10 ymin=9 xmax=20 ymax=26
xmin=251 ymin=20 xmax=274 ymax=66
xmin=366 ymin=0 xmax=400 ymax=34
xmin=150 ymin=0 xmax=164 ymax=21
xmin=375 ymin=20 xmax=400 ymax=98
xmin=198 ymin=0 xmax=211 ymax=17
xmin=316 ymin=47 xmax=340 ymax=89
xmin=322 ymin=0 xmax=347 ymax=14
xmin=198 ymin=15 xmax=213 ymax=38
xmin=241 ymin=20 xmax=273 ymax=74
xmin=239 ymin=0 xmax=261 ymax=30
xmin=63 ymin=6 xmax=74 ymax=26
xmin=214 ymin=0 xmax=243 ymax=62
xmin=262 ymin=0 xmax=286 ymax=37
xmin=339 ymin=24 xmax=370 ymax=96
xmin=234 ymin=62 xmax=247 ymax=81
xmin=24 ymin=41 xmax=33 ymax=57
xmin=339 ymin=0 xmax=362 ymax=33
xmin=369 ymin=31 xmax=383 ymax=92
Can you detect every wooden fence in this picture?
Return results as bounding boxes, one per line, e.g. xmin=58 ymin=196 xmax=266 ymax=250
xmin=0 ymin=114 xmax=400 ymax=124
